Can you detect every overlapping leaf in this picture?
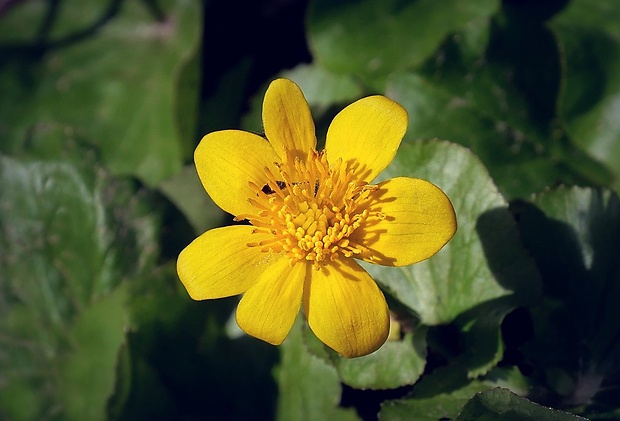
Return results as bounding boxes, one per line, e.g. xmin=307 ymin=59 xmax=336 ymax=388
xmin=513 ymin=187 xmax=620 ymax=416
xmin=0 ymin=124 xmax=160 ymax=420
xmin=335 ymin=326 xmax=427 ymax=390
xmin=385 ymin=25 xmax=612 ymax=200
xmin=307 ymin=0 xmax=499 ymax=85
xmin=550 ymin=0 xmax=620 ymax=192
xmin=366 ymin=140 xmax=541 ymax=376
xmin=379 ymin=374 xmax=490 ymax=421
xmin=0 ymin=0 xmax=201 ymax=185
xmin=456 ymin=388 xmax=586 ymax=421
xmin=275 ymin=317 xmax=359 ymax=421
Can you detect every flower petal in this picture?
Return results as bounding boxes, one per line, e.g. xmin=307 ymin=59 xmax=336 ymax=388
xmin=303 ymin=259 xmax=389 ymax=357
xmin=177 ymin=225 xmax=279 ymax=300
xmin=353 ymin=177 xmax=457 ymax=267
xmin=236 ymin=259 xmax=308 ymax=345
xmin=325 ymin=96 xmax=408 ymax=182
xmin=263 ymin=78 xmax=317 ymax=161
xmin=194 ymin=129 xmax=281 ymax=216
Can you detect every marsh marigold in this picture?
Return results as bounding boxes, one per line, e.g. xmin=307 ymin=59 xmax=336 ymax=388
xmin=177 ymin=79 xmax=456 ymax=357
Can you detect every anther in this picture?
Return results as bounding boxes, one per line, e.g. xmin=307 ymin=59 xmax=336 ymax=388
xmin=240 ymin=148 xmax=382 ymax=267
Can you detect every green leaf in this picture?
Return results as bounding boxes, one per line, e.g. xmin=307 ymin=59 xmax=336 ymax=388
xmin=385 ymin=64 xmax=610 ymax=200
xmin=386 ymin=72 xmax=544 ymax=199
xmin=275 ymin=317 xmax=360 ymax=421
xmin=336 ymin=325 xmax=428 ymax=390
xmin=379 ymin=369 xmax=491 ymax=421
xmin=241 ymin=64 xmax=364 ymax=140
xmin=58 ymin=284 xmax=129 ymax=421
xmin=307 ymin=0 xmax=499 ymax=86
xmin=281 ymin=64 xmax=364 ymax=112
xmin=381 ymin=6 xmax=617 ymax=198
xmin=380 ymin=365 xmax=537 ymax=421
xmin=483 ymin=366 xmax=533 ymax=397
xmin=0 ymin=0 xmax=202 ymax=185
xmin=201 ymin=58 xmax=253 ymax=134
xmin=111 ymin=264 xmax=281 ymax=420
xmin=550 ymin=0 xmax=620 ymax=191
xmin=456 ymin=388 xmax=587 ymax=421
xmin=0 ymin=0 xmax=49 ymax=43
xmin=158 ymin=164 xmax=225 ymax=234
xmin=0 ymin=124 xmax=160 ymax=420
xmin=512 ymin=187 xmax=620 ymax=413
xmin=175 ymin=26 xmax=203 ymax=157
xmin=367 ymin=140 xmax=541 ymax=376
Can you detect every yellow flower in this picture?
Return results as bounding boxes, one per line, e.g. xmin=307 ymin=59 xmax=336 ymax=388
xmin=177 ymin=78 xmax=456 ymax=357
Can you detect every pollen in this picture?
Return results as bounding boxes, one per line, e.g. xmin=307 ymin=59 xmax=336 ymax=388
xmin=235 ymin=150 xmax=383 ymax=269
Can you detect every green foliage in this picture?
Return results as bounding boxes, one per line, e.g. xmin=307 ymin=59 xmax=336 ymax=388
xmin=456 ymin=388 xmax=588 ymax=421
xmin=0 ymin=125 xmax=159 ymax=420
xmin=3 ymin=0 xmax=620 ymax=419
xmin=308 ymin=0 xmax=499 ymax=86
xmin=379 ymin=371 xmax=492 ymax=421
xmin=551 ymin=0 xmax=620 ymax=192
xmin=0 ymin=0 xmax=201 ymax=186
xmin=275 ymin=317 xmax=359 ymax=421
xmin=335 ymin=326 xmax=428 ymax=390
xmin=370 ymin=141 xmax=540 ymax=378
xmin=158 ymin=164 xmax=225 ymax=233
xmin=513 ymin=187 xmax=620 ymax=417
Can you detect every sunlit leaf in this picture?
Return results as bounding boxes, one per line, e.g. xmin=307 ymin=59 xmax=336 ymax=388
xmin=335 ymin=325 xmax=427 ymax=390
xmin=367 ymin=140 xmax=541 ymax=376
xmin=275 ymin=317 xmax=360 ymax=421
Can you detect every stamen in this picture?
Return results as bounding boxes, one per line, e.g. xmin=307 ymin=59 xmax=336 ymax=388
xmin=238 ymin=150 xmax=378 ymax=267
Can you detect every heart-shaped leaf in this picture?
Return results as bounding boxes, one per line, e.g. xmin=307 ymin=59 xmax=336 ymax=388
xmin=367 ymin=140 xmax=541 ymax=376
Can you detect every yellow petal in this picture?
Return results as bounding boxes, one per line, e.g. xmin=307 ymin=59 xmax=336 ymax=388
xmin=195 ymin=130 xmax=281 ymax=216
xmin=263 ymin=78 xmax=317 ymax=162
xmin=177 ymin=225 xmax=279 ymax=300
xmin=303 ymin=259 xmax=389 ymax=357
xmin=353 ymin=177 xmax=457 ymax=267
xmin=325 ymin=96 xmax=408 ymax=182
xmin=236 ymin=259 xmax=308 ymax=345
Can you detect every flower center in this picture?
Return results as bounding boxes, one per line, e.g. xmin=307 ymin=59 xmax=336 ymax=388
xmin=236 ymin=150 xmax=382 ymax=268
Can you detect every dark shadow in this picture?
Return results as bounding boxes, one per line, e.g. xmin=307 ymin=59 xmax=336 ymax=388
xmin=199 ymin=0 xmax=311 ymax=136
xmin=488 ymin=0 xmax=567 ymax=131
xmin=405 ymin=205 xmax=544 ymax=400
xmin=509 ymin=200 xmax=587 ymax=300
xmin=506 ymin=196 xmax=620 ymax=410
xmin=341 ymin=383 xmax=413 ymax=421
xmin=475 ymin=206 xmax=542 ymax=300
xmin=117 ymin=294 xmax=279 ymax=421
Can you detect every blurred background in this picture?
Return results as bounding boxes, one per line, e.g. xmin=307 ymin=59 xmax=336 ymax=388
xmin=2 ymin=0 xmax=620 ymax=420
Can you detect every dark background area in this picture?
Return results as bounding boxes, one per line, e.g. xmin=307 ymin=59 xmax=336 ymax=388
xmin=200 ymin=0 xmax=311 ymax=133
